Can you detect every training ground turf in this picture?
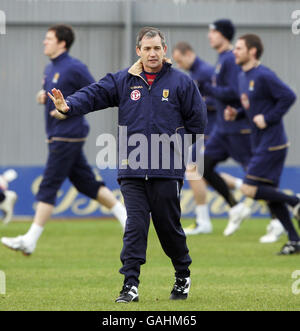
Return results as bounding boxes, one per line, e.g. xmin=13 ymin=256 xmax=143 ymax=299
xmin=0 ymin=218 xmax=300 ymax=311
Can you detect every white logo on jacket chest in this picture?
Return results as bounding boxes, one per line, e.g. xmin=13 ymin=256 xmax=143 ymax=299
xmin=131 ymin=89 xmax=141 ymax=101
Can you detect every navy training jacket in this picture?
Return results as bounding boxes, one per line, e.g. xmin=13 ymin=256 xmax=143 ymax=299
xmin=66 ymin=59 xmax=207 ymax=180
xmin=43 ymin=52 xmax=95 ymax=140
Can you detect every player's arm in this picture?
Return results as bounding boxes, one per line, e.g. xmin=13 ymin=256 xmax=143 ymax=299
xmin=224 ymin=106 xmax=246 ymax=121
xmin=50 ymin=63 xmax=97 ymax=120
xmin=48 ymin=73 xmax=120 ymax=117
xmin=262 ymin=70 xmax=297 ymax=125
xmin=36 ymin=89 xmax=47 ymax=105
xmin=203 ymin=59 xmax=240 ymax=102
xmin=73 ymin=63 xmax=96 ymax=88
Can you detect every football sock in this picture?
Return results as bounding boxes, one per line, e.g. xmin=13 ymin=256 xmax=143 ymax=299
xmin=268 ymin=205 xmax=277 ymax=220
xmin=204 ymin=156 xmax=237 ymax=207
xmin=205 ymin=172 xmax=237 ymax=207
xmin=23 ymin=223 xmax=44 ymax=244
xmin=255 ymin=186 xmax=299 ymax=207
xmin=195 ymin=204 xmax=211 ymax=224
xmin=268 ymin=202 xmax=300 ymax=242
xmin=234 ymin=178 xmax=243 ymax=190
xmin=0 ymin=192 xmax=5 ymax=203
xmin=111 ymin=201 xmax=127 ymax=228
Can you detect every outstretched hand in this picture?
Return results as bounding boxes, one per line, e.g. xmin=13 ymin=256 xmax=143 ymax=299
xmin=47 ymin=88 xmax=70 ymax=113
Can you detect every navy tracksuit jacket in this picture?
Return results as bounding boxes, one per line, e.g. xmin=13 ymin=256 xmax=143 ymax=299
xmin=238 ymin=64 xmax=296 ymax=187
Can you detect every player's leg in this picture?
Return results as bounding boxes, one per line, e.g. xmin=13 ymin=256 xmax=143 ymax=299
xmin=204 ymin=155 xmax=238 ymax=207
xmin=222 ymin=133 xmax=253 ymax=236
xmin=68 ymin=148 xmax=127 ymax=229
xmin=242 ymin=184 xmax=300 ymax=254
xmin=185 ymin=163 xmax=212 ymax=235
xmin=203 ymin=131 xmax=246 ymax=208
xmin=184 ymin=113 xmax=216 ymax=235
xmin=97 ymin=186 xmax=127 ymax=229
xmin=0 ymin=190 xmax=5 ymax=202
xmin=116 ymin=179 xmax=151 ymax=303
xmin=203 ymin=154 xmax=251 ymax=236
xmin=259 ymin=204 xmax=285 ymax=244
xmin=220 ymin=145 xmax=285 ymax=242
xmin=148 ymin=179 xmax=192 ymax=300
xmin=253 ymin=185 xmax=299 ymax=214
xmin=241 ymin=149 xmax=300 ymax=254
xmin=220 ymin=172 xmax=243 ymax=191
xmin=243 ymin=149 xmax=300 ymax=220
xmin=1 ymin=141 xmax=76 ymax=255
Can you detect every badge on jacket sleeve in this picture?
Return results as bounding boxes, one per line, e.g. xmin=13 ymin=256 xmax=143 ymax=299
xmin=162 ymin=89 xmax=169 ymax=102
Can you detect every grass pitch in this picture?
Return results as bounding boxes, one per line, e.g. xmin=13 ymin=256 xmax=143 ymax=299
xmin=0 ymin=218 xmax=300 ymax=311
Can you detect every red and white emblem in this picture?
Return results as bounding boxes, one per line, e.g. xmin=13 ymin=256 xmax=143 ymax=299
xmin=131 ymin=89 xmax=141 ymax=101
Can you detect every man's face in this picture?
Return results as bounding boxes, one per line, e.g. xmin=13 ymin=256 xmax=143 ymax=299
xmin=136 ymin=35 xmax=167 ymax=72
xmin=43 ymin=30 xmax=65 ymax=58
xmin=208 ymin=29 xmax=225 ymax=50
xmin=172 ymin=49 xmax=193 ymax=71
xmin=234 ymin=39 xmax=250 ymax=66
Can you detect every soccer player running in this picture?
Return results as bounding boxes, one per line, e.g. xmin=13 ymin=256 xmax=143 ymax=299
xmin=226 ymin=34 xmax=300 ymax=255
xmin=46 ymin=27 xmax=207 ymax=303
xmin=198 ymin=19 xmax=253 ymax=236
xmin=1 ymin=25 xmax=127 ymax=255
xmin=172 ymin=41 xmax=250 ymax=235
xmin=172 ymin=41 xmax=216 ymax=234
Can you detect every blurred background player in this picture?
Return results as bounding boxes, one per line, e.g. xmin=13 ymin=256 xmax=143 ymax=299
xmin=172 ymin=41 xmax=215 ymax=234
xmin=184 ymin=19 xmax=252 ymax=236
xmin=226 ymin=34 xmax=300 ymax=254
xmin=1 ymin=24 xmax=126 ymax=256
xmin=0 ymin=169 xmax=18 ymax=225
xmin=172 ymin=41 xmax=250 ymax=235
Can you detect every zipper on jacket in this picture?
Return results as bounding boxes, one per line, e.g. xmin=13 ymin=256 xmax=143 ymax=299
xmin=145 ymin=174 xmax=148 ymax=180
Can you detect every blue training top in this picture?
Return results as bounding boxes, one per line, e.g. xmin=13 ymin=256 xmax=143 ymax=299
xmin=189 ymin=56 xmax=216 ymax=136
xmin=238 ymin=64 xmax=296 ymax=153
xmin=43 ymin=52 xmax=95 ymax=139
xmin=203 ymin=50 xmax=251 ymax=134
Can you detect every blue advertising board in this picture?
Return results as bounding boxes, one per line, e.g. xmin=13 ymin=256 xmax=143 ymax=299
xmin=1 ymin=166 xmax=299 ymax=219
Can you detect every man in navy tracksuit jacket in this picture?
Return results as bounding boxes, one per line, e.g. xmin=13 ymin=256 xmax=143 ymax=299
xmin=49 ymin=27 xmax=207 ymax=302
xmin=228 ymin=34 xmax=300 ymax=255
xmin=172 ymin=42 xmax=216 ymax=138
xmin=200 ymin=19 xmax=253 ymax=236
xmin=1 ymin=25 xmax=127 ymax=256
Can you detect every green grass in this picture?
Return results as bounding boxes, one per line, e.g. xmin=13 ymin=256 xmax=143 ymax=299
xmin=0 ymin=218 xmax=300 ymax=311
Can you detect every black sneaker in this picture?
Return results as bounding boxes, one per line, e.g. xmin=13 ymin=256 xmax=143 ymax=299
xmin=115 ymin=284 xmax=139 ymax=303
xmin=277 ymin=241 xmax=300 ymax=255
xmin=170 ymin=277 xmax=191 ymax=300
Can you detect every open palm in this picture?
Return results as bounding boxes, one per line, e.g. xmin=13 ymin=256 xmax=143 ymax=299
xmin=47 ymin=88 xmax=70 ymax=113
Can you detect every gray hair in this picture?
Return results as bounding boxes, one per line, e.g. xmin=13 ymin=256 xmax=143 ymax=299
xmin=136 ymin=27 xmax=166 ymax=49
